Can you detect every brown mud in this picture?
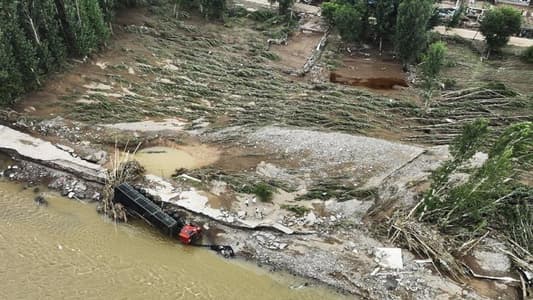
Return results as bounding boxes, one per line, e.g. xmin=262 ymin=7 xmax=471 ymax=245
xmin=329 ymin=53 xmax=409 ymax=91
xmin=270 ymin=31 xmax=324 ymax=70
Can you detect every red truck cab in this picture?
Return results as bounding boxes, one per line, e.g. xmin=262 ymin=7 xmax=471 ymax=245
xmin=179 ymin=224 xmax=202 ymax=244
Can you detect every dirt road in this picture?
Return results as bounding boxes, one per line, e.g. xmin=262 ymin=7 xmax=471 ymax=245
xmin=434 ymin=26 xmax=533 ymax=47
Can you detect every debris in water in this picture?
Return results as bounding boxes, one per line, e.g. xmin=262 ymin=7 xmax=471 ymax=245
xmin=34 ymin=195 xmax=48 ymax=206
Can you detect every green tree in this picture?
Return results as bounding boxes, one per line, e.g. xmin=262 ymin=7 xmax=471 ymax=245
xmin=322 ymin=2 xmax=362 ymax=43
xmin=479 ymin=6 xmax=522 ymax=56
xmin=0 ymin=0 xmax=113 ymax=106
xmin=420 ymin=41 xmax=447 ymax=109
xmin=395 ymin=0 xmax=433 ymax=67
xmin=0 ymin=25 xmax=24 ymax=104
xmin=53 ymin=0 xmax=79 ymax=56
xmin=99 ymin=0 xmax=115 ymax=22
xmin=199 ymin=0 xmax=226 ymax=20
xmin=9 ymin=4 xmax=40 ymax=89
xmin=277 ymin=0 xmax=295 ymax=16
xmin=85 ymin=0 xmax=110 ymax=42
xmin=67 ymin=0 xmax=109 ymax=57
xmin=42 ymin=0 xmax=68 ymax=71
xmin=421 ymin=42 xmax=447 ymax=79
xmin=26 ymin=0 xmax=67 ymax=73
xmin=374 ymin=0 xmax=397 ymax=53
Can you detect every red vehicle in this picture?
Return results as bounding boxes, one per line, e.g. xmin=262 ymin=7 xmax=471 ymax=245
xmin=179 ymin=224 xmax=202 ymax=245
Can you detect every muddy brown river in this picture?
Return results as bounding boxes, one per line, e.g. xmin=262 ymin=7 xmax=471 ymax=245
xmin=0 ymin=179 xmax=346 ymax=300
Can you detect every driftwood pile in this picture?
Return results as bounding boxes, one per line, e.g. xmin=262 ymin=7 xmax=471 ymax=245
xmin=100 ymin=142 xmax=144 ymax=222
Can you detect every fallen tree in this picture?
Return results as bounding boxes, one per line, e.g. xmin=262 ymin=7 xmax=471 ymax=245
xmin=389 ymin=119 xmax=533 ymax=294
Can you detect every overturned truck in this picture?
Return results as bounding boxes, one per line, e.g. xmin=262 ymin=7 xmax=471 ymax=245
xmin=113 ymin=183 xmax=234 ymax=257
xmin=114 ymin=183 xmax=202 ymax=244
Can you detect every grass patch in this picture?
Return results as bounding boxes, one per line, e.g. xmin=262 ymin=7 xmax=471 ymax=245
xmin=281 ymin=204 xmax=310 ymax=217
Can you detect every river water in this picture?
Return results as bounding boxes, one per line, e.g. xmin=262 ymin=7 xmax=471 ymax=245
xmin=0 ymin=179 xmax=346 ymax=300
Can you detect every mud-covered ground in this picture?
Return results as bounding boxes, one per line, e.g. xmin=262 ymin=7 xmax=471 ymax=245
xmin=2 ymin=2 xmax=532 ymax=299
xmin=1 ymin=110 xmax=519 ymax=299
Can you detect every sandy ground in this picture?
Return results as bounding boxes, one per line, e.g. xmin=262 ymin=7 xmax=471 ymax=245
xmin=434 ymin=26 xmax=533 ymax=47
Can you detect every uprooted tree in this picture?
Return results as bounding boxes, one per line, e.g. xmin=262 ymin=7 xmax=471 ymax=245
xmin=418 ymin=120 xmax=532 ymax=249
xmin=390 ymin=119 xmax=533 ymax=281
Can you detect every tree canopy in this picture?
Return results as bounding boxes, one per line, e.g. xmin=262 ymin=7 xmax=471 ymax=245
xmin=480 ymin=6 xmax=522 ymax=54
xmin=374 ymin=0 xmax=398 ymax=51
xmin=322 ymin=1 xmax=363 ymax=42
xmin=0 ymin=0 xmax=229 ymax=106
xmin=420 ymin=41 xmax=447 ymax=85
xmin=395 ymin=0 xmax=434 ymax=66
xmin=323 ymin=0 xmax=397 ymax=45
xmin=322 ymin=0 xmax=435 ymax=66
xmin=0 ymin=0 xmax=121 ymax=105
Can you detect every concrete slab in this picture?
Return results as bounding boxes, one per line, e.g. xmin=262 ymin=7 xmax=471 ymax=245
xmin=0 ymin=125 xmax=106 ymax=182
xmin=145 ymin=175 xmax=294 ymax=234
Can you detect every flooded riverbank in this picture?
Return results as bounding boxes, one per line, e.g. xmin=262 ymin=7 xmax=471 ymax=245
xmin=132 ymin=145 xmax=219 ymax=177
xmin=0 ymin=179 xmax=347 ymax=300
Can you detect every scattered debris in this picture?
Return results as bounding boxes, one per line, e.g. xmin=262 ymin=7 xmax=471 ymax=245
xmin=375 ymin=248 xmax=403 ymax=269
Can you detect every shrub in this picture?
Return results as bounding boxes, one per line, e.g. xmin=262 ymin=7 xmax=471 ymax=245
xmin=281 ymin=204 xmax=310 ymax=217
xmin=249 ymin=9 xmax=277 ymax=22
xmin=253 ymin=183 xmax=274 ymax=202
xmin=479 ymin=6 xmax=522 ymax=54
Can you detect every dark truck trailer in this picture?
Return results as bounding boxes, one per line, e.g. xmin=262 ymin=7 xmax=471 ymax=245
xmin=114 ymin=183 xmax=180 ymax=236
xmin=113 ymin=183 xmax=232 ymax=257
